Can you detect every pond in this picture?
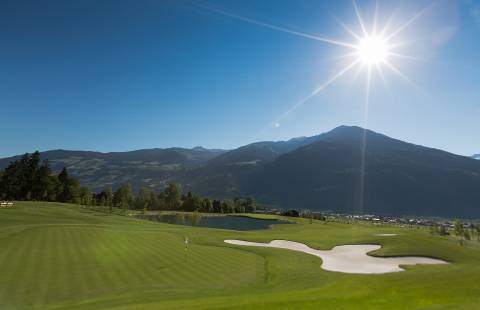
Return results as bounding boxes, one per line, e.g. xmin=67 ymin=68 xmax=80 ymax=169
xmin=138 ymin=213 xmax=292 ymax=231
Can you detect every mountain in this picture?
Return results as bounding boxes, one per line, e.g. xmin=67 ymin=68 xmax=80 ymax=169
xmin=179 ymin=126 xmax=480 ymax=218
xmin=473 ymin=154 xmax=480 ymax=160
xmin=176 ymin=135 xmax=325 ymax=196
xmin=0 ymin=148 xmax=226 ymax=191
xmin=247 ymin=126 xmax=480 ymax=218
xmin=2 ymin=126 xmax=480 ymax=218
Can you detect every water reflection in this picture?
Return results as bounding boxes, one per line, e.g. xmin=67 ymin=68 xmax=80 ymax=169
xmin=138 ymin=213 xmax=291 ymax=231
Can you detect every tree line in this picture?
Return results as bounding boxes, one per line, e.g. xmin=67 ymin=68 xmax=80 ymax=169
xmin=0 ymin=152 xmax=81 ymax=202
xmin=0 ymin=151 xmax=256 ymax=214
xmin=93 ymin=182 xmax=256 ymax=214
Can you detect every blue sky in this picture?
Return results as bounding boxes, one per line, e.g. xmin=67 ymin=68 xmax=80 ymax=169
xmin=1 ymin=0 xmax=479 ymax=157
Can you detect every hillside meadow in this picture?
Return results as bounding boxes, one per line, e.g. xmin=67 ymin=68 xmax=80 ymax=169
xmin=1 ymin=202 xmax=479 ymax=309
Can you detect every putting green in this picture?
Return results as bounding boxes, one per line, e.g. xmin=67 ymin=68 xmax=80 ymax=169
xmin=0 ymin=202 xmax=479 ymax=310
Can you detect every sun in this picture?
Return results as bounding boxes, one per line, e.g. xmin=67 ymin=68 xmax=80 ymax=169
xmin=357 ymin=35 xmax=389 ymax=65
xmin=203 ymin=0 xmax=425 ymax=125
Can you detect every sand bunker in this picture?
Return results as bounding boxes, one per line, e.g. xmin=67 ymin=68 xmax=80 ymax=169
xmin=375 ymin=233 xmax=397 ymax=236
xmin=224 ymin=239 xmax=448 ymax=274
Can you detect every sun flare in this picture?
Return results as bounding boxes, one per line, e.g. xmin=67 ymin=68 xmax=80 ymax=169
xmin=357 ymin=35 xmax=389 ymax=65
xmin=204 ymin=0 xmax=426 ymax=128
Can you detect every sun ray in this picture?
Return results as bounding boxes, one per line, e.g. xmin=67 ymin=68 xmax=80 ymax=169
xmin=352 ymin=0 xmax=368 ymax=36
xmin=383 ymin=61 xmax=417 ymax=89
xmin=385 ymin=40 xmax=410 ymax=49
xmin=375 ymin=63 xmax=390 ymax=93
xmin=388 ymin=52 xmax=428 ymax=63
xmin=250 ymin=59 xmax=360 ymax=141
xmin=204 ymin=0 xmax=429 ymax=143
xmin=364 ymin=66 xmax=373 ymax=122
xmin=384 ymin=2 xmax=433 ymax=41
xmin=327 ymin=51 xmax=360 ymax=62
xmin=352 ymin=62 xmax=367 ymax=82
xmin=276 ymin=59 xmax=360 ymax=121
xmin=379 ymin=10 xmax=396 ymax=37
xmin=201 ymin=4 xmax=357 ymax=49
xmin=372 ymin=0 xmax=379 ymax=34
xmin=384 ymin=61 xmax=429 ymax=97
xmin=358 ymin=65 xmax=373 ymax=214
xmin=331 ymin=14 xmax=362 ymax=41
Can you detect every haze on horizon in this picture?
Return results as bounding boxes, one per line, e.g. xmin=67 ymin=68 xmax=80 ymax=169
xmin=1 ymin=0 xmax=479 ymax=158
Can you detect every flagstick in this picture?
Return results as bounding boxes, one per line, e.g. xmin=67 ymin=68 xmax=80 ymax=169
xmin=184 ymin=236 xmax=189 ymax=263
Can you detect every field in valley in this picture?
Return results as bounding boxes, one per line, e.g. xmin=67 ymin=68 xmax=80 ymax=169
xmin=1 ymin=202 xmax=479 ymax=310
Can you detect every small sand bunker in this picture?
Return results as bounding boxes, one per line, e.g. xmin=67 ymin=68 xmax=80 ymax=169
xmin=375 ymin=233 xmax=397 ymax=236
xmin=224 ymin=240 xmax=448 ymax=274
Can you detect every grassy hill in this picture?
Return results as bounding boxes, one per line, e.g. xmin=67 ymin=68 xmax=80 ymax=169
xmin=1 ymin=202 xmax=480 ymax=309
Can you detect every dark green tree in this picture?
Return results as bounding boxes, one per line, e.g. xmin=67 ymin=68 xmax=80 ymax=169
xmin=201 ymin=198 xmax=213 ymax=213
xmin=212 ymin=199 xmax=221 ymax=213
xmin=94 ymin=187 xmax=114 ymax=213
xmin=32 ymin=160 xmax=53 ymax=200
xmin=0 ymin=151 xmax=84 ymax=204
xmin=148 ymin=191 xmax=159 ymax=210
xmin=157 ymin=192 xmax=166 ymax=210
xmin=164 ymin=183 xmax=181 ymax=210
xmin=234 ymin=198 xmax=246 ymax=213
xmin=23 ymin=151 xmax=40 ymax=199
xmin=79 ymin=187 xmax=92 ymax=206
xmin=0 ymin=153 xmax=38 ymax=200
xmin=113 ymin=184 xmax=133 ymax=213
xmin=104 ymin=187 xmax=113 ymax=214
xmin=57 ymin=167 xmax=80 ymax=203
xmin=57 ymin=167 xmax=69 ymax=202
xmin=135 ymin=187 xmax=151 ymax=210
xmin=221 ymin=200 xmax=234 ymax=213
xmin=245 ymin=196 xmax=256 ymax=213
xmin=182 ymin=191 xmax=203 ymax=212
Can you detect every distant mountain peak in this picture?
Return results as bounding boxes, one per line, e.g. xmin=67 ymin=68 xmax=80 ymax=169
xmin=332 ymin=124 xmax=363 ymax=130
xmin=328 ymin=125 xmax=378 ymax=135
xmin=287 ymin=136 xmax=307 ymax=142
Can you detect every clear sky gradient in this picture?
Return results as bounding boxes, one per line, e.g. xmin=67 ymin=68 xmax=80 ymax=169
xmin=1 ymin=0 xmax=479 ymax=157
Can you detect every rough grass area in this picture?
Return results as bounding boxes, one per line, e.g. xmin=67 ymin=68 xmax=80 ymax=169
xmin=1 ymin=202 xmax=479 ymax=310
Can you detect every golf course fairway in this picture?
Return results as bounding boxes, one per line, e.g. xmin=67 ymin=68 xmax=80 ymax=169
xmin=1 ymin=202 xmax=479 ymax=310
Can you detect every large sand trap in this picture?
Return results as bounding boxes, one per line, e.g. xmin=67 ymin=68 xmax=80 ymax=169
xmin=375 ymin=233 xmax=397 ymax=236
xmin=224 ymin=239 xmax=448 ymax=274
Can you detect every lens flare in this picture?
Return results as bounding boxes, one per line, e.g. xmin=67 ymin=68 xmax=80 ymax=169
xmin=357 ymin=35 xmax=389 ymax=64
xmin=202 ymin=0 xmax=428 ymax=121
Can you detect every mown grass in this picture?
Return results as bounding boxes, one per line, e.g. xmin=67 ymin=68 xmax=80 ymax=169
xmin=0 ymin=201 xmax=479 ymax=310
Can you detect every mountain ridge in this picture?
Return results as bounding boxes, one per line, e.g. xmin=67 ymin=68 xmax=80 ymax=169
xmin=245 ymin=127 xmax=480 ymax=217
xmin=0 ymin=147 xmax=227 ymax=191
xmin=2 ymin=126 xmax=479 ymax=217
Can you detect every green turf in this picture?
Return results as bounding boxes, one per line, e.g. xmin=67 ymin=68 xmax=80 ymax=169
xmin=1 ymin=202 xmax=479 ymax=310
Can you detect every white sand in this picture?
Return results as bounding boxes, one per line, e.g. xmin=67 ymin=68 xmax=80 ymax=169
xmin=224 ymin=239 xmax=448 ymax=274
xmin=375 ymin=233 xmax=397 ymax=236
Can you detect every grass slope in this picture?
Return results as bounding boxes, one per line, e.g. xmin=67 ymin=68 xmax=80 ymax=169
xmin=1 ymin=202 xmax=479 ymax=310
